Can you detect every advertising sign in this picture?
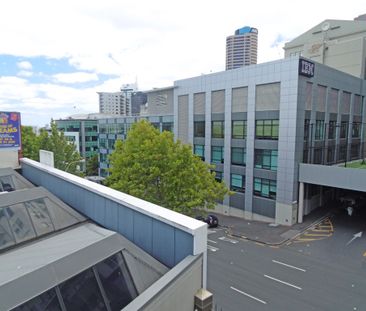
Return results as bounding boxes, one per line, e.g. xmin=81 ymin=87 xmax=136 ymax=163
xmin=299 ymin=59 xmax=315 ymax=78
xmin=0 ymin=112 xmax=21 ymax=149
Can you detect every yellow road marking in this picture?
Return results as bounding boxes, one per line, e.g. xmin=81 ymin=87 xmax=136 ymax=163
xmin=294 ymin=238 xmax=317 ymax=242
xmin=311 ymin=229 xmax=332 ymax=232
xmin=363 ymin=251 xmax=366 ymax=257
xmin=303 ymin=233 xmax=332 ymax=237
xmin=255 ymin=242 xmax=265 ymax=246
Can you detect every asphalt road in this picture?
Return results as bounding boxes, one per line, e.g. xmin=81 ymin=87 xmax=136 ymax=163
xmin=207 ymin=210 xmax=366 ymax=311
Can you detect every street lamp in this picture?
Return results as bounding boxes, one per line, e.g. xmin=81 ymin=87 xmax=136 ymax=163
xmin=65 ymin=158 xmax=85 ymax=172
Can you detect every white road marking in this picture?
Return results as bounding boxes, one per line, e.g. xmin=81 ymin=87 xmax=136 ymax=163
xmin=230 ymin=286 xmax=267 ymax=305
xmin=272 ymin=260 xmax=306 ymax=272
xmin=208 ymin=239 xmax=217 ymax=244
xmin=218 ymin=236 xmax=239 ymax=244
xmin=264 ymin=274 xmax=302 ymax=290
xmin=207 ymin=245 xmax=219 ymax=252
xmin=208 ymin=230 xmax=216 ymax=235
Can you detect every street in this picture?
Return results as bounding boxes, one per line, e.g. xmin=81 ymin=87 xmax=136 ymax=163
xmin=207 ymin=210 xmax=366 ymax=311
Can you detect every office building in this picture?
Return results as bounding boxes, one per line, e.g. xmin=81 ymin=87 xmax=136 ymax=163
xmin=226 ymin=26 xmax=258 ymax=70
xmin=98 ymin=89 xmax=133 ymax=116
xmin=174 ymin=57 xmax=366 ymax=225
xmin=284 ymin=17 xmax=366 ymax=79
xmin=0 ymin=160 xmax=208 ymax=311
xmin=131 ymin=91 xmax=147 ymax=115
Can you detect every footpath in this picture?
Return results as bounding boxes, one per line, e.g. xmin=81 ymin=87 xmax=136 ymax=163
xmin=213 ymin=206 xmax=333 ymax=245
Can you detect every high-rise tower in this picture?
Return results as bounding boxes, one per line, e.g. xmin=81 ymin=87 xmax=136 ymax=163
xmin=226 ymin=26 xmax=258 ymax=70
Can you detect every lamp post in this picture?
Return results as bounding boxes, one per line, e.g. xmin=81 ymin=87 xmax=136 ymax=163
xmin=65 ymin=158 xmax=85 ymax=173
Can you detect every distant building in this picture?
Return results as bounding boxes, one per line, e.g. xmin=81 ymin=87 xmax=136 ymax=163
xmin=226 ymin=26 xmax=258 ymax=70
xmin=131 ymin=91 xmax=147 ymax=115
xmin=284 ymin=17 xmax=366 ymax=79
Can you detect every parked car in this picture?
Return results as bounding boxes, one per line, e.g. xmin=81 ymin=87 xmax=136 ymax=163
xmin=196 ymin=214 xmax=219 ymax=228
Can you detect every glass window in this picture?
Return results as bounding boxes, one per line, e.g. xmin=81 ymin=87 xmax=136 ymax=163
xmin=213 ymin=171 xmax=222 ymax=182
xmin=0 ymin=175 xmax=15 ymax=192
xmin=253 ymin=178 xmax=276 ymax=199
xmin=194 ymin=145 xmax=205 ymax=159
xmin=108 ymin=139 xmax=115 ymax=149
xmin=11 ymin=288 xmax=62 ymax=311
xmin=255 ymin=120 xmax=279 ymax=139
xmin=162 ymin=122 xmax=173 ymax=132
xmin=254 ymin=150 xmax=278 ymax=171
xmin=231 ymin=174 xmax=245 ymax=193
xmin=194 ymin=121 xmax=205 ymax=137
xmin=315 ymin=120 xmax=325 ymax=140
xmin=95 ymin=253 xmax=136 ymax=311
xmin=328 ymin=121 xmax=336 ymax=139
xmin=211 ymin=146 xmax=224 ymax=163
xmin=304 ymin=119 xmax=310 ymax=141
xmin=231 ymin=148 xmax=246 ymax=166
xmin=212 ymin=121 xmax=224 ymax=138
xmin=340 ymin=122 xmax=348 ymax=139
xmin=352 ymin=123 xmax=360 ymax=138
xmin=25 ymin=198 xmax=54 ymax=236
xmin=99 ymin=138 xmax=107 ymax=149
xmin=59 ymin=268 xmax=107 ymax=311
xmin=232 ymin=121 xmax=246 ymax=139
xmin=5 ymin=203 xmax=36 ymax=243
xmin=0 ymin=208 xmax=15 ymax=250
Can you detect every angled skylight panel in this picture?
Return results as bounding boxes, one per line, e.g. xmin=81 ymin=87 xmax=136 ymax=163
xmin=0 ymin=208 xmax=16 ymax=250
xmin=25 ymin=198 xmax=55 ymax=235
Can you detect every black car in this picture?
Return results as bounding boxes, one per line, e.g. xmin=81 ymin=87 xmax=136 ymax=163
xmin=196 ymin=214 xmax=219 ymax=228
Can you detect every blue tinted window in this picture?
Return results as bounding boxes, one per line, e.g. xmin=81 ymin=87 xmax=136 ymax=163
xmin=11 ymin=288 xmax=61 ymax=311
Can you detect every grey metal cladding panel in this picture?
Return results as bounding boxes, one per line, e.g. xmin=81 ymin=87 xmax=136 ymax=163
xmin=253 ymin=169 xmax=277 ymax=180
xmin=255 ymin=111 xmax=280 ymax=119
xmin=299 ymin=164 xmax=366 ymax=192
xmin=21 ymin=164 xmax=41 ymax=186
xmin=118 ymin=204 xmax=134 ymax=241
xmin=193 ymin=114 xmax=205 ymax=122
xmin=231 ymin=112 xmax=247 ymax=120
xmin=231 ymin=139 xmax=246 ymax=148
xmin=133 ymin=211 xmax=153 ymax=254
xmin=211 ymin=113 xmax=225 ymax=121
xmin=193 ymin=137 xmax=205 ymax=145
xmin=229 ymin=193 xmax=245 ymax=210
xmin=152 ymin=220 xmax=175 ymax=268
xmin=252 ymin=196 xmax=275 ymax=218
xmin=353 ymin=115 xmax=362 ymax=123
xmin=104 ymin=200 xmax=118 ymax=232
xmin=211 ymin=138 xmax=224 ymax=146
xmin=329 ymin=113 xmax=338 ymax=121
xmin=230 ymin=165 xmax=246 ymax=175
xmin=254 ymin=140 xmax=278 ymax=149
xmin=174 ymin=230 xmax=193 ymax=264
xmin=341 ymin=114 xmax=350 ymax=122
xmin=93 ymin=193 xmax=106 ymax=225
xmin=315 ymin=112 xmax=325 ymax=119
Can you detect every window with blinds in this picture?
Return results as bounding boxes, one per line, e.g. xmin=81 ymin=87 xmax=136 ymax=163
xmin=232 ymin=87 xmax=248 ymax=113
xmin=329 ymin=88 xmax=338 ymax=113
xmin=255 ymin=83 xmax=280 ymax=111
xmin=317 ymin=85 xmax=326 ymax=112
xmin=178 ymin=95 xmax=189 ymax=143
xmin=194 ymin=92 xmax=205 ymax=114
xmin=305 ymin=82 xmax=313 ymax=111
xmin=211 ymin=90 xmax=225 ymax=113
xmin=341 ymin=92 xmax=351 ymax=114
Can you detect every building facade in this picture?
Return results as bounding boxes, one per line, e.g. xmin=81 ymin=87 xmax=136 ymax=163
xmin=226 ymin=26 xmax=258 ymax=70
xmin=174 ymin=57 xmax=366 ymax=225
xmin=98 ymin=91 xmax=132 ymax=116
xmin=284 ymin=18 xmax=366 ymax=79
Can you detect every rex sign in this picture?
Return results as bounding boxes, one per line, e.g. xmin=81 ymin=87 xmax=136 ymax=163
xmin=0 ymin=112 xmax=21 ymax=149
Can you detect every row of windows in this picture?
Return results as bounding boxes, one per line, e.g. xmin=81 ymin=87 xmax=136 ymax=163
xmin=100 ymin=122 xmax=173 ymax=135
xmin=11 ymin=252 xmax=136 ymax=311
xmin=194 ymin=120 xmax=278 ymax=140
xmin=194 ymin=145 xmax=277 ymax=171
xmin=305 ymin=120 xmax=361 ymax=141
xmin=214 ymin=173 xmax=276 ymax=199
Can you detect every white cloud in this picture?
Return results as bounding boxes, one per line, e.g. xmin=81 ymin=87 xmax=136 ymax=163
xmin=17 ymin=61 xmax=32 ymax=70
xmin=53 ymin=72 xmax=99 ymax=84
xmin=17 ymin=70 xmax=33 ymax=77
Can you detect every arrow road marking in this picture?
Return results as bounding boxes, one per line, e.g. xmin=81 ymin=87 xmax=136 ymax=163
xmin=218 ymin=236 xmax=239 ymax=244
xmin=346 ymin=232 xmax=363 ymax=246
xmin=272 ymin=260 xmax=306 ymax=272
xmin=230 ymin=286 xmax=267 ymax=305
xmin=208 ymin=239 xmax=217 ymax=244
xmin=264 ymin=274 xmax=302 ymax=290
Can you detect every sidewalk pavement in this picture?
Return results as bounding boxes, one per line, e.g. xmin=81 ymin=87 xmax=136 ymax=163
xmin=212 ymin=206 xmax=333 ymax=245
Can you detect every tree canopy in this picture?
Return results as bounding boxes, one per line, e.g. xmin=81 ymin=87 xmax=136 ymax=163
xmin=21 ymin=121 xmax=83 ymax=175
xmin=106 ymin=120 xmax=230 ymax=216
xmin=86 ymin=154 xmax=99 ymax=176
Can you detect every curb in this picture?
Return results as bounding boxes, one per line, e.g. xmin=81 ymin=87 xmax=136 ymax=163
xmin=226 ymin=212 xmax=333 ymax=246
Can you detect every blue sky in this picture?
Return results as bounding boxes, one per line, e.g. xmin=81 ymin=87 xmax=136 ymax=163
xmin=0 ymin=0 xmax=364 ymax=126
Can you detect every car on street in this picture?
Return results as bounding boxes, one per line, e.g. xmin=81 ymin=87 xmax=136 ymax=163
xmin=196 ymin=214 xmax=219 ymax=228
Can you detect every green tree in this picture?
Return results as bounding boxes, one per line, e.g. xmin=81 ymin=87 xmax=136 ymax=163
xmin=106 ymin=120 xmax=230 ymax=216
xmin=21 ymin=126 xmax=40 ymax=161
xmin=86 ymin=154 xmax=99 ymax=176
xmin=38 ymin=121 xmax=83 ymax=175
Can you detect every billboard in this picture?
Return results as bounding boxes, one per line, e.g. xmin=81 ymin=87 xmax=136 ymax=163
xmin=0 ymin=112 xmax=21 ymax=149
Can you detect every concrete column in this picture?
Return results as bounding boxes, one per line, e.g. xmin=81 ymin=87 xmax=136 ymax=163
xmin=298 ymin=182 xmax=304 ymax=223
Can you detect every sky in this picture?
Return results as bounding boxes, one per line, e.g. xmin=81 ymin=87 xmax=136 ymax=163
xmin=0 ymin=0 xmax=364 ymax=126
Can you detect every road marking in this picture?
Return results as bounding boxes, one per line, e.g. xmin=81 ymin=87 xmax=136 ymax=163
xmin=207 ymin=245 xmax=219 ymax=252
xmin=230 ymin=286 xmax=267 ymax=305
xmin=303 ymin=233 xmax=332 ymax=237
xmin=264 ymin=274 xmax=302 ymax=290
xmin=272 ymin=260 xmax=306 ymax=272
xmin=208 ymin=239 xmax=217 ymax=244
xmin=207 ymin=229 xmax=216 ymax=235
xmin=363 ymin=251 xmax=366 ymax=257
xmin=218 ymin=236 xmax=239 ymax=244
